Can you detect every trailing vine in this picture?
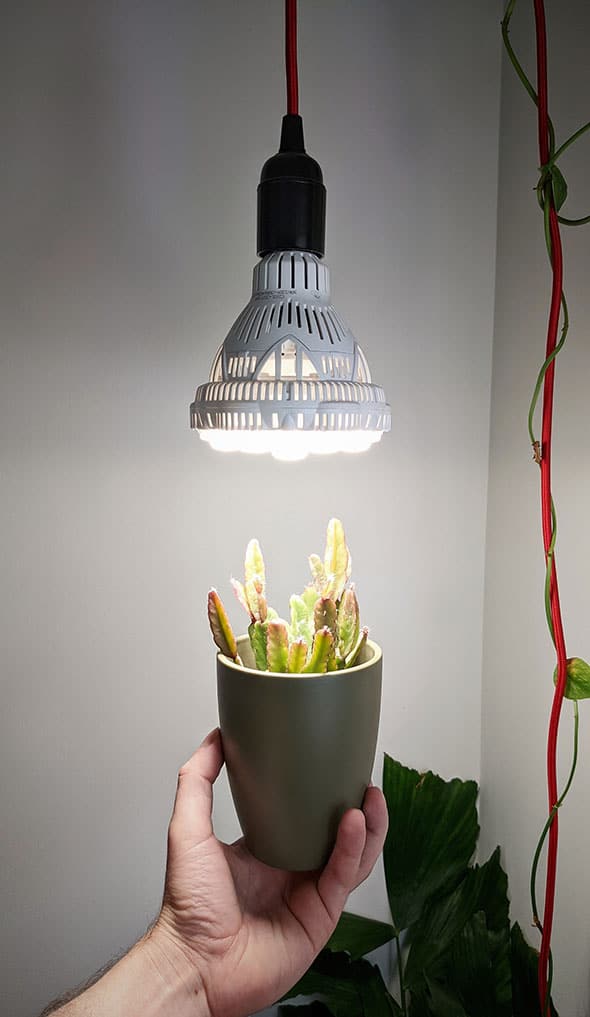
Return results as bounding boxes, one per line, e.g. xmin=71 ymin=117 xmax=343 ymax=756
xmin=501 ymin=1 xmax=590 ymax=1011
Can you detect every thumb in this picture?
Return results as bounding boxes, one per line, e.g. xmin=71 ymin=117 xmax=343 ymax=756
xmin=169 ymin=728 xmax=224 ymax=846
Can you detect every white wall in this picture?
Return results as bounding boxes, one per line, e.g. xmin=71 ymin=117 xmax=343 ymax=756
xmin=0 ymin=3 xmax=501 ymax=1015
xmin=480 ymin=3 xmax=590 ymax=1015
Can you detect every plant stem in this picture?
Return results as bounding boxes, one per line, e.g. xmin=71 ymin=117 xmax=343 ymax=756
xmin=501 ymin=0 xmax=555 ymax=154
xmin=530 ymin=702 xmax=579 ymax=931
xmin=394 ymin=932 xmax=408 ymax=1017
xmin=552 ymin=120 xmax=590 ymax=161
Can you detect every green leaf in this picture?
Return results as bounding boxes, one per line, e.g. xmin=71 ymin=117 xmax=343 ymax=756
xmin=446 ymin=911 xmax=511 ymax=1017
xmin=288 ymin=638 xmax=308 ymax=673
xmin=337 ymin=588 xmax=360 ymax=659
xmin=382 ymin=755 xmax=479 ymax=932
xmin=244 ymin=537 xmax=265 ymax=588
xmin=323 ymin=518 xmax=352 ymax=602
xmin=423 ymin=978 xmax=471 ymax=1017
xmin=326 ymin=911 xmax=396 ymax=960
xmin=266 ymin=620 xmax=290 ymax=672
xmin=511 ymin=923 xmax=560 ymax=1017
xmin=550 ymin=165 xmax=568 ymax=211
xmin=344 ymin=627 xmax=368 ymax=668
xmin=290 ymin=593 xmax=315 ymax=649
xmin=406 ymin=849 xmax=511 ymax=1000
xmin=471 ymin=846 xmax=509 ymax=933
xmin=281 ymin=952 xmax=398 ymax=1017
xmin=358 ymin=962 xmax=401 ymax=1015
xmin=309 ymin=553 xmax=328 ymax=595
xmin=245 ymin=576 xmax=267 ymax=623
xmin=207 ymin=589 xmax=240 ymax=663
xmin=314 ymin=597 xmax=338 ymax=638
xmin=303 ymin=627 xmax=335 ymax=674
xmin=553 ymin=656 xmax=590 ymax=700
xmin=248 ymin=620 xmax=268 ymax=670
xmin=405 ymin=872 xmax=481 ymax=986
xmin=230 ymin=577 xmax=252 ymax=619
xmin=280 ymin=952 xmax=362 ymax=1017
xmin=301 ymin=584 xmax=320 ymax=613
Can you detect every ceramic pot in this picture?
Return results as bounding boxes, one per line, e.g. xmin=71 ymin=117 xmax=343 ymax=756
xmin=217 ymin=634 xmax=382 ymax=871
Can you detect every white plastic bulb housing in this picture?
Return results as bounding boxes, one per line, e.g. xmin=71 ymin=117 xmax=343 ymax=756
xmin=190 ymin=250 xmax=390 ymax=460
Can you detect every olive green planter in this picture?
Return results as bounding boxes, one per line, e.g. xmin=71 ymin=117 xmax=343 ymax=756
xmin=217 ymin=634 xmax=382 ymax=871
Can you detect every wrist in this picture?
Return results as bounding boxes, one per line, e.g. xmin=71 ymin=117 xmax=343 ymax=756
xmin=141 ymin=920 xmax=211 ymax=1017
xmin=56 ymin=925 xmax=211 ymax=1017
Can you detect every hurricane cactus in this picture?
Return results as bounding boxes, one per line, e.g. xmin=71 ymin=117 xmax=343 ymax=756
xmin=207 ymin=519 xmax=371 ymax=675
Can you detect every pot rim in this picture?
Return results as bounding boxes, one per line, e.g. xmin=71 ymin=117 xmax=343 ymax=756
xmin=218 ymin=635 xmax=382 ymax=679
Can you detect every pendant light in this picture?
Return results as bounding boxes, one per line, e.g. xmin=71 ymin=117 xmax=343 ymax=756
xmin=190 ymin=0 xmax=390 ymax=461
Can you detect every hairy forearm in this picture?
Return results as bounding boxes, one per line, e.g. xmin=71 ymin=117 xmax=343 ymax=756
xmin=39 ymin=927 xmax=210 ymax=1017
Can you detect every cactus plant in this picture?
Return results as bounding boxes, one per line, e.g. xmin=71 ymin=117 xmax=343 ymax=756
xmin=207 ymin=519 xmax=371 ymax=674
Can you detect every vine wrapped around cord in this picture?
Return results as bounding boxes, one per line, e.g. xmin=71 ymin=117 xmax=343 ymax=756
xmin=501 ymin=1 xmax=590 ymax=1012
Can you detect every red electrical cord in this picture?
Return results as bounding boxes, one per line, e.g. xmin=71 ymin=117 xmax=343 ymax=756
xmin=533 ymin=0 xmax=569 ymax=1010
xmin=285 ymin=0 xmax=299 ymax=115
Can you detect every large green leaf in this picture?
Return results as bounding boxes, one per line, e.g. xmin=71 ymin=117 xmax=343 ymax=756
xmin=446 ymin=911 xmax=511 ymax=1017
xmin=382 ymin=755 xmax=479 ymax=932
xmin=511 ymin=923 xmax=560 ymax=1017
xmin=357 ymin=962 xmax=402 ymax=1015
xmin=279 ymin=951 xmax=364 ymax=1017
xmin=444 ymin=849 xmax=512 ymax=1016
xmin=280 ymin=951 xmax=399 ymax=1017
xmin=423 ymin=978 xmax=471 ymax=1017
xmin=405 ymin=848 xmax=511 ymax=996
xmin=326 ymin=911 xmax=395 ymax=960
xmin=404 ymin=871 xmax=481 ymax=986
xmin=469 ymin=846 xmax=509 ymax=932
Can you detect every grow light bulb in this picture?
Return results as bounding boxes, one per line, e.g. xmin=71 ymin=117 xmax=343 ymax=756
xmin=190 ymin=109 xmax=390 ymax=460
xmin=191 ymin=248 xmax=390 ymax=461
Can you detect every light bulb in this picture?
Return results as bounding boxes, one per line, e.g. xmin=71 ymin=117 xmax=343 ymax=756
xmin=191 ymin=250 xmax=390 ymax=457
xmin=189 ymin=113 xmax=390 ymax=458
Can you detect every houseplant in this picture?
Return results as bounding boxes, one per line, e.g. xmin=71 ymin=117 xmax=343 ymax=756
xmin=207 ymin=519 xmax=382 ymax=871
xmin=279 ymin=755 xmax=559 ymax=1016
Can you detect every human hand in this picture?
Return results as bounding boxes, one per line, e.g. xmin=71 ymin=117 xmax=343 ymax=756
xmin=148 ymin=728 xmax=388 ymax=1017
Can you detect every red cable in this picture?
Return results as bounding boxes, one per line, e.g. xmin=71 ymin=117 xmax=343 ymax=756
xmin=533 ymin=0 xmax=569 ymax=1010
xmin=285 ymin=0 xmax=299 ymax=115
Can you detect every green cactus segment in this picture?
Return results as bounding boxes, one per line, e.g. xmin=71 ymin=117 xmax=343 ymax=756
xmin=207 ymin=589 xmax=241 ymax=663
xmin=345 ymin=626 xmax=368 ymax=668
xmin=266 ymin=620 xmax=290 ymax=672
xmin=248 ymin=621 xmax=269 ymax=670
xmin=244 ymin=577 xmax=267 ymax=623
xmin=288 ymin=639 xmax=309 ymax=674
xmin=314 ymin=597 xmax=338 ymax=638
xmin=323 ymin=518 xmax=352 ymax=602
xmin=245 ymin=538 xmax=265 ymax=590
xmin=309 ymin=553 xmax=328 ymax=595
xmin=301 ymin=585 xmax=320 ymax=613
xmin=289 ymin=594 xmax=315 ymax=649
xmin=553 ymin=656 xmax=590 ymax=700
xmin=303 ymin=627 xmax=335 ymax=674
xmin=337 ymin=587 xmax=360 ymax=659
xmin=231 ymin=577 xmax=252 ymax=619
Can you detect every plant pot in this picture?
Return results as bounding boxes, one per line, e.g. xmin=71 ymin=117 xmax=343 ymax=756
xmin=217 ymin=634 xmax=382 ymax=871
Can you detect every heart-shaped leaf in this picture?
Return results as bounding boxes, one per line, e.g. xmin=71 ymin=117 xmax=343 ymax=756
xmin=550 ymin=165 xmax=568 ymax=211
xmin=553 ymin=656 xmax=590 ymax=700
